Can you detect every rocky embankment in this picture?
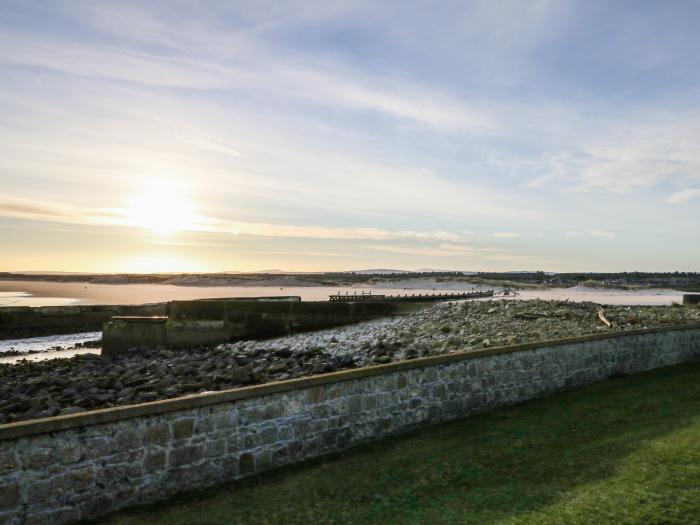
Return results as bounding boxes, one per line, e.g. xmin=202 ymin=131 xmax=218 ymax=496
xmin=1 ymin=300 xmax=699 ymax=424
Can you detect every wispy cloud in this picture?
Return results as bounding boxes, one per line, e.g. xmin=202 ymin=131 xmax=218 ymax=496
xmin=0 ymin=196 xmax=467 ymax=242
xmin=492 ymin=232 xmax=519 ymax=239
xmin=666 ymin=189 xmax=700 ymax=204
xmin=584 ymin=229 xmax=616 ymax=240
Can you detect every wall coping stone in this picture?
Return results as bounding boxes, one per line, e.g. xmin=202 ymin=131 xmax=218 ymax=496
xmin=2 ymin=322 xmax=699 ymax=442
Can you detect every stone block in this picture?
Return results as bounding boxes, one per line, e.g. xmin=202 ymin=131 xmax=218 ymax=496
xmin=96 ymin=465 xmax=128 ymax=487
xmin=0 ymin=450 xmax=18 ymax=476
xmin=396 ymin=373 xmax=408 ymax=389
xmin=226 ymin=433 xmax=244 ymax=452
xmin=254 ymin=449 xmax=272 ymax=473
xmin=277 ymin=424 xmax=293 ymax=441
xmin=144 ymin=423 xmax=171 ymax=444
xmin=239 ymin=453 xmax=255 ymax=475
xmin=172 ymin=419 xmax=195 ymax=440
xmin=25 ymin=476 xmax=66 ymax=505
xmin=243 ymin=432 xmax=259 ymax=449
xmin=144 ymin=449 xmax=166 ymax=474
xmin=293 ymin=419 xmax=310 ymax=437
xmin=22 ymin=449 xmax=53 ymax=470
xmin=205 ymin=439 xmax=226 ymax=459
xmin=76 ymin=493 xmax=114 ymax=520
xmin=106 ymin=449 xmax=144 ymax=465
xmin=305 ymin=386 xmax=325 ymax=404
xmin=0 ymin=482 xmax=20 ymax=511
xmin=238 ymin=407 xmax=264 ymax=425
xmin=114 ymin=428 xmax=142 ymax=451
xmin=362 ymin=395 xmax=377 ymax=410
xmin=263 ymin=403 xmax=285 ymax=420
xmin=56 ymin=443 xmax=82 ymax=465
xmin=84 ymin=437 xmax=111 ymax=459
xmin=168 ymin=445 xmax=204 ymax=468
xmin=258 ymin=425 xmax=279 ymax=445
xmin=69 ymin=465 xmax=95 ymax=493
xmin=220 ymin=456 xmax=240 ymax=479
xmin=347 ymin=395 xmax=362 ymax=412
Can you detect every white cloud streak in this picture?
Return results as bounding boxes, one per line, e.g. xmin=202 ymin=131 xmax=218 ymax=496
xmin=0 ymin=196 xmax=465 ymax=242
xmin=584 ymin=229 xmax=616 ymax=240
xmin=666 ymin=189 xmax=700 ymax=204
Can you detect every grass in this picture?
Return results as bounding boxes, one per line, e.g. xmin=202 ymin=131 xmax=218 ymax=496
xmin=95 ymin=361 xmax=700 ymax=525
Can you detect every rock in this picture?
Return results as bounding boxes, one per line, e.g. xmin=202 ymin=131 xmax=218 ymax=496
xmin=268 ymin=361 xmax=288 ymax=374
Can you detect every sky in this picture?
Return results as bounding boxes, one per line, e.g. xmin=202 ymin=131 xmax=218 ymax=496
xmin=1 ymin=0 xmax=699 ymax=273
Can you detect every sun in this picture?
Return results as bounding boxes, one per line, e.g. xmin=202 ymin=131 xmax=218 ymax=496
xmin=125 ymin=178 xmax=199 ymax=235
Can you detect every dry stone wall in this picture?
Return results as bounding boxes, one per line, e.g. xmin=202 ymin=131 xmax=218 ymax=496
xmin=1 ymin=326 xmax=699 ymax=524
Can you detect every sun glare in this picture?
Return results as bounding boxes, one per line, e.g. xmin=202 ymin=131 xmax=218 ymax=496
xmin=125 ymin=178 xmax=199 ymax=235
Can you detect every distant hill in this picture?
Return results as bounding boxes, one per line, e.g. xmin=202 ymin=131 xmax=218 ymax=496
xmin=350 ymin=269 xmax=411 ymax=275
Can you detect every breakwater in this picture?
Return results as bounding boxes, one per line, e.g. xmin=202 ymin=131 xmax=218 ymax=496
xmin=0 ymin=304 xmax=166 ymax=339
xmin=328 ymin=290 xmax=495 ymax=302
xmin=103 ymin=298 xmax=422 ymax=356
xmin=684 ymin=294 xmax=700 ymax=305
xmin=1 ymin=324 xmax=699 ymax=524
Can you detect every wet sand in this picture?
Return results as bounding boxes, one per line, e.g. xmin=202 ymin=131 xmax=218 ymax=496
xmin=0 ymin=280 xmax=478 ymax=306
xmin=0 ymin=279 xmax=686 ymax=307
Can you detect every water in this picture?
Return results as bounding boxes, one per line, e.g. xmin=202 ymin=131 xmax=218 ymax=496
xmin=0 ymin=280 xmax=686 ymax=362
xmin=0 ymin=291 xmax=80 ymax=307
xmin=0 ymin=280 xmax=686 ymax=306
xmin=0 ymin=331 xmax=101 ymax=364
xmin=515 ymin=286 xmax=683 ymax=306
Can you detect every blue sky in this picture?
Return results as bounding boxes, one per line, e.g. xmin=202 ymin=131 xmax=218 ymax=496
xmin=0 ymin=0 xmax=698 ymax=272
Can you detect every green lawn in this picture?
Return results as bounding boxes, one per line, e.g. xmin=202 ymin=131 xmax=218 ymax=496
xmin=95 ymin=361 xmax=700 ymax=525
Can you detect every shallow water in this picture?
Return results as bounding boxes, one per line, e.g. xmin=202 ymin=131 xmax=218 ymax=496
xmin=0 ymin=332 xmax=101 ymax=364
xmin=515 ymin=286 xmax=683 ymax=306
xmin=0 ymin=280 xmax=686 ymax=307
xmin=0 ymin=281 xmax=687 ymax=362
xmin=0 ymin=290 xmax=80 ymax=307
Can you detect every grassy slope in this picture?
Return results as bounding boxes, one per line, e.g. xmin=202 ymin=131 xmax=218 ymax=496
xmin=95 ymin=361 xmax=700 ymax=525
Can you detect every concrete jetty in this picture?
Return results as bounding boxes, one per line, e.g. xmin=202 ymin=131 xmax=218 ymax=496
xmin=102 ymin=297 xmax=423 ymax=356
xmin=683 ymin=294 xmax=700 ymax=305
xmin=328 ymin=290 xmax=495 ymax=302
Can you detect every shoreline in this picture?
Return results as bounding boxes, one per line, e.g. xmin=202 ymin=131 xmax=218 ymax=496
xmin=1 ymin=299 xmax=699 ymax=425
xmin=0 ymin=278 xmax=687 ymax=307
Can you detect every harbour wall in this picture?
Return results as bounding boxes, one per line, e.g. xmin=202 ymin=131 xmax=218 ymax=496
xmin=684 ymin=294 xmax=700 ymax=305
xmin=0 ymin=304 xmax=167 ymax=339
xmin=102 ymin=299 xmax=423 ymax=355
xmin=1 ymin=324 xmax=699 ymax=524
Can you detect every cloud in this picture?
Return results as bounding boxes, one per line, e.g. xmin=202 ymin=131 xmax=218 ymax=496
xmin=0 ymin=195 xmax=469 ymax=242
xmin=665 ymin=189 xmax=700 ymax=204
xmin=564 ymin=231 xmax=580 ymax=238
xmin=492 ymin=232 xmax=519 ymax=239
xmin=370 ymin=242 xmax=505 ymax=257
xmin=0 ymin=196 xmax=123 ymax=227
xmin=584 ymin=229 xmax=616 ymax=240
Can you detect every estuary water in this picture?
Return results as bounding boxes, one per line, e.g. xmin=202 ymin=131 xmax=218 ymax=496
xmin=0 ymin=280 xmax=686 ymax=307
xmin=0 ymin=280 xmax=686 ymax=362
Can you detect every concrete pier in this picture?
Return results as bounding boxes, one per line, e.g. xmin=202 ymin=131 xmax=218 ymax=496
xmin=102 ymin=298 xmax=422 ymax=356
xmin=683 ymin=294 xmax=700 ymax=305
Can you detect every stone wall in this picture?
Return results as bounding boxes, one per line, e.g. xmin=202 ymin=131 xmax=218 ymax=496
xmin=1 ymin=325 xmax=699 ymax=524
xmin=684 ymin=294 xmax=700 ymax=305
xmin=0 ymin=304 xmax=166 ymax=339
xmin=103 ymin=299 xmax=424 ymax=355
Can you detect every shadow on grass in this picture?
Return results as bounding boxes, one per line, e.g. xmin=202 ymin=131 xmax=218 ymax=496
xmin=92 ymin=360 xmax=700 ymax=525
